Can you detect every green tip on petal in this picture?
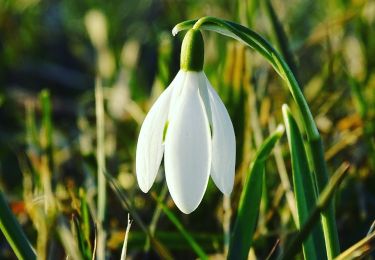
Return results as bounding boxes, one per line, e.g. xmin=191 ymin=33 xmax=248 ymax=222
xmin=180 ymin=29 xmax=204 ymax=71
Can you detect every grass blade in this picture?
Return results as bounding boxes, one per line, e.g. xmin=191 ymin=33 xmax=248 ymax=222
xmin=264 ymin=0 xmax=299 ymax=84
xmin=308 ymin=137 xmax=340 ymax=258
xmin=39 ymin=90 xmax=52 ymax=152
xmin=228 ymin=125 xmax=284 ymax=260
xmin=279 ymin=162 xmax=349 ymax=260
xmin=95 ymin=78 xmax=107 ymax=260
xmin=282 ymin=104 xmax=326 ymax=260
xmin=39 ymin=90 xmax=55 ymax=214
xmin=57 ymin=221 xmax=83 ymax=260
xmin=269 ymin=118 xmax=298 ymax=223
xmin=335 ymin=227 xmax=375 ymax=259
xmin=0 ymin=191 xmax=36 ymax=260
xmin=145 ymin=184 xmax=168 ymax=251
xmin=72 ymin=213 xmax=91 ymax=260
xmin=120 ymin=214 xmax=132 ymax=260
xmin=79 ymin=189 xmax=93 ymax=258
xmin=152 ymin=193 xmax=208 ymax=259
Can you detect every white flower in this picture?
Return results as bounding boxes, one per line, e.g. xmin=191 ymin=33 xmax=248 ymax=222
xmin=136 ymin=29 xmax=236 ymax=214
xmin=136 ymin=70 xmax=236 ymax=213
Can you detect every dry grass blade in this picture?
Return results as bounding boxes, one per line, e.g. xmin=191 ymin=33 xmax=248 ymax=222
xmin=266 ymin=239 xmax=280 ymax=260
xmin=269 ymin=117 xmax=297 ymax=223
xmin=335 ymin=221 xmax=375 ymax=260
xmin=57 ymin=222 xmax=83 ymax=260
xmin=95 ymin=78 xmax=107 ymax=260
xmin=120 ymin=214 xmax=133 ymax=260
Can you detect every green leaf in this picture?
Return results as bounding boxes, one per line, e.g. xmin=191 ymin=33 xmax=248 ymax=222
xmin=228 ymin=125 xmax=284 ymax=260
xmin=0 ymin=191 xmax=36 ymax=260
xmin=282 ymin=104 xmax=326 ymax=260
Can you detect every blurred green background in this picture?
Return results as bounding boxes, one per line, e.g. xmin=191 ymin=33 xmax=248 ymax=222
xmin=0 ymin=0 xmax=374 ymax=258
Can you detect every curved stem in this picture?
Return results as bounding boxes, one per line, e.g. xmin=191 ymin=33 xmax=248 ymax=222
xmin=194 ymin=16 xmax=319 ymax=140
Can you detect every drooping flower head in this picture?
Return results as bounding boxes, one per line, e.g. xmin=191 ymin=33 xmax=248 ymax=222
xmin=136 ymin=29 xmax=236 ymax=214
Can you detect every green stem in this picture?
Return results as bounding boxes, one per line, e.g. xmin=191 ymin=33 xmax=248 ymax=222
xmin=173 ymin=16 xmax=340 ymax=258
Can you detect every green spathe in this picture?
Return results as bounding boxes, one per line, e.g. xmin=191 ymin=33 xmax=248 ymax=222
xmin=180 ymin=29 xmax=204 ymax=71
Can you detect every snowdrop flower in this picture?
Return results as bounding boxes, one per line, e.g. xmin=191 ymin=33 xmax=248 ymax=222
xmin=136 ymin=29 xmax=236 ymax=214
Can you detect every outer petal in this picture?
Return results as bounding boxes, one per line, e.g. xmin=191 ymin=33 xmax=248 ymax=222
xmin=165 ymin=72 xmax=211 ymax=214
xmin=136 ymin=71 xmax=185 ymax=192
xmin=207 ymin=79 xmax=236 ymax=195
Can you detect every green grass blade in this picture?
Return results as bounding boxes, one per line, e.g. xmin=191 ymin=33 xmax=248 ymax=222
xmin=152 ymin=194 xmax=208 ymax=259
xmin=282 ymin=104 xmax=326 ymax=260
xmin=228 ymin=125 xmax=284 ymax=260
xmin=279 ymin=162 xmax=349 ymax=260
xmin=39 ymin=89 xmax=55 ymax=213
xmin=307 ymin=138 xmax=340 ymax=258
xmin=25 ymin=102 xmax=38 ymax=150
xmin=39 ymin=89 xmax=53 ymax=150
xmin=0 ymin=192 xmax=36 ymax=260
xmin=145 ymin=184 xmax=168 ymax=251
xmin=72 ymin=213 xmax=91 ymax=260
xmin=79 ymin=189 xmax=92 ymax=257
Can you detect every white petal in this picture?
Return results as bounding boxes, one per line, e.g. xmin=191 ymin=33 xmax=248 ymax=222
xmin=207 ymin=80 xmax=236 ymax=195
xmin=197 ymin=72 xmax=212 ymax=124
xmin=165 ymin=72 xmax=211 ymax=214
xmin=168 ymin=70 xmax=187 ymax=121
xmin=136 ymin=71 xmax=185 ymax=192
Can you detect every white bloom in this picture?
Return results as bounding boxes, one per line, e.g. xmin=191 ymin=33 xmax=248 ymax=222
xmin=136 ymin=70 xmax=236 ymax=214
